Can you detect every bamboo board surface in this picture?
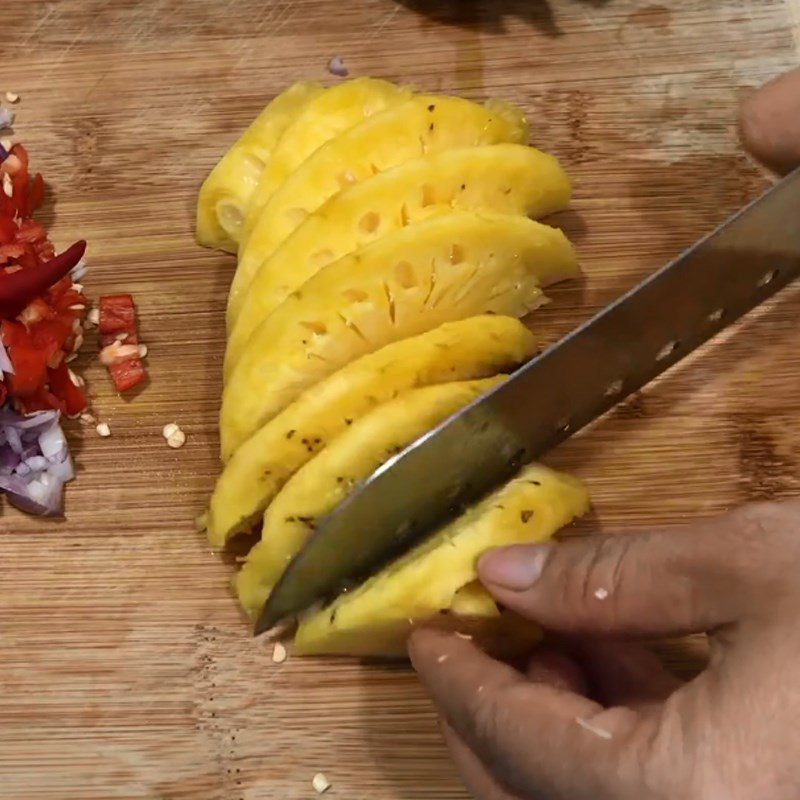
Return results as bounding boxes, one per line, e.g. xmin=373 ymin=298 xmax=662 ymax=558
xmin=1 ymin=1 xmax=798 ymax=798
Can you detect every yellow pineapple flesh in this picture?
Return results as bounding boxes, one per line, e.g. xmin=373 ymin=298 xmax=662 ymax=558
xmin=294 ymin=464 xmax=590 ymax=657
xmin=225 ymin=143 xmax=571 ymax=372
xmin=239 ymin=77 xmax=412 ymax=247
xmin=205 ymin=316 xmax=535 ymax=547
xmin=227 ymin=94 xmax=530 ymax=328
xmin=196 ymin=81 xmax=323 ymax=252
xmin=220 ymin=210 xmax=577 ymax=459
xmin=235 ymin=377 xmax=504 ymax=618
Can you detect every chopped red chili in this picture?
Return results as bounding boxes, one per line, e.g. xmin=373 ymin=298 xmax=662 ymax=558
xmin=99 ymin=294 xmax=147 ymax=393
xmin=0 ymin=144 xmax=89 ymax=416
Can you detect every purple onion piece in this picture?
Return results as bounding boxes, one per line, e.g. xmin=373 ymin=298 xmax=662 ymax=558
xmin=0 ymin=407 xmax=73 ymax=516
xmin=0 ymin=107 xmax=15 ymax=130
xmin=0 ymin=340 xmax=13 ymax=375
xmin=327 ymin=56 xmax=349 ymax=77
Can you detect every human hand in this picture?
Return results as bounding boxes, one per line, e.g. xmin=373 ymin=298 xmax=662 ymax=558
xmin=739 ymin=65 xmax=800 ymax=174
xmin=410 ymin=500 xmax=800 ymax=799
xmin=409 ymin=69 xmax=800 ymax=800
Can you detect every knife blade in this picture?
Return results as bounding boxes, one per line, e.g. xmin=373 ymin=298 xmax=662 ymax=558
xmin=256 ymin=167 xmax=800 ymax=634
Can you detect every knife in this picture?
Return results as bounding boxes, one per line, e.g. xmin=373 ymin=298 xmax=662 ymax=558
xmin=256 ymin=167 xmax=800 ymax=635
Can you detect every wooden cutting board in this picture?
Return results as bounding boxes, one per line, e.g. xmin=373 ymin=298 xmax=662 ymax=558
xmin=1 ymin=1 xmax=798 ymax=798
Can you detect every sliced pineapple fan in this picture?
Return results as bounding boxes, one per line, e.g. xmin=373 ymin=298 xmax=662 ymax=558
xmin=196 ymin=77 xmax=589 ymax=657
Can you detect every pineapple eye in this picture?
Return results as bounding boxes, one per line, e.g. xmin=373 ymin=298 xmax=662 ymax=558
xmin=394 ymin=261 xmax=417 ymax=289
xmin=342 ymin=288 xmax=369 ymax=303
xmin=400 ymin=203 xmax=411 ymax=227
xmin=337 ymin=170 xmax=358 ymax=189
xmin=310 ymin=249 xmax=335 ymax=268
xmin=449 ymin=244 xmax=466 ymax=265
xmin=216 ymin=201 xmax=245 ymax=235
xmin=300 ymin=320 xmax=328 ymax=336
xmin=286 ymin=207 xmax=309 ymax=226
xmin=359 ymin=211 xmax=381 ymax=234
xmin=421 ymin=184 xmax=436 ymax=207
xmin=245 ymin=154 xmax=265 ymax=171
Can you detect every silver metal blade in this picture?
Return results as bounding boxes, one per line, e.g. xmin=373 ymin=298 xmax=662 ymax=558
xmin=256 ymin=167 xmax=800 ymax=634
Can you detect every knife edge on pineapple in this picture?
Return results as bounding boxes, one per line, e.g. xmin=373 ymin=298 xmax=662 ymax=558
xmin=239 ymin=77 xmax=413 ymax=250
xmin=204 ymin=315 xmax=536 ymax=548
xmin=220 ymin=210 xmax=578 ymax=460
xmin=235 ymin=377 xmax=506 ymax=619
xmin=224 ymin=143 xmax=572 ymax=377
xmin=227 ymin=93 xmax=530 ymax=328
xmin=293 ymin=463 xmax=589 ymax=657
xmin=195 ymin=81 xmax=323 ymax=253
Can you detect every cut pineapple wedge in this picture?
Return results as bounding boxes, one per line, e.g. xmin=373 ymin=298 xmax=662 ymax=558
xmin=235 ymin=377 xmax=505 ymax=618
xmin=220 ymin=210 xmax=577 ymax=459
xmin=240 ymin=77 xmax=412 ymax=246
xmin=206 ymin=316 xmax=535 ymax=547
xmin=294 ymin=464 xmax=590 ymax=657
xmin=225 ymin=144 xmax=571 ymax=373
xmin=196 ymin=81 xmax=323 ymax=253
xmin=450 ymin=581 xmax=501 ymax=617
xmin=227 ymin=94 xmax=530 ymax=328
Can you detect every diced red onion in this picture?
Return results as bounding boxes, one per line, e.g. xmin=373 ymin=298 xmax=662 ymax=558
xmin=3 ymin=424 xmax=22 ymax=454
xmin=39 ymin=422 xmax=67 ymax=459
xmin=23 ymin=455 xmax=47 ymax=472
xmin=0 ymin=408 xmax=74 ymax=516
xmin=327 ymin=56 xmax=349 ymax=77
xmin=0 ymin=340 xmax=13 ymax=375
xmin=70 ymin=258 xmax=88 ymax=282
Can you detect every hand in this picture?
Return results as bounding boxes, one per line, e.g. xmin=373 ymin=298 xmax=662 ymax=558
xmin=410 ymin=500 xmax=800 ymax=799
xmin=410 ymin=71 xmax=800 ymax=800
xmin=739 ymin=66 xmax=800 ymax=174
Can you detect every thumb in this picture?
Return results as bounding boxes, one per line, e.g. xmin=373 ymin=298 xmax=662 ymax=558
xmin=478 ymin=507 xmax=778 ymax=637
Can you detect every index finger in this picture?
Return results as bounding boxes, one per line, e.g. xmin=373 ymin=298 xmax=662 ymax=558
xmin=409 ymin=629 xmax=647 ymax=800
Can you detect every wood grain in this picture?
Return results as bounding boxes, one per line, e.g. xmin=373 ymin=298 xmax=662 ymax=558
xmin=0 ymin=1 xmax=798 ymax=798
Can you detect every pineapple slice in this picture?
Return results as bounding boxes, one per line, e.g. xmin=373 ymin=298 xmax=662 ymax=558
xmin=227 ymin=94 xmax=530 ymax=328
xmin=225 ymin=144 xmax=571 ymax=373
xmin=240 ymin=77 xmax=412 ymax=246
xmin=220 ymin=210 xmax=577 ymax=459
xmin=196 ymin=81 xmax=323 ymax=253
xmin=206 ymin=316 xmax=535 ymax=547
xmin=294 ymin=464 xmax=590 ymax=657
xmin=295 ymin=464 xmax=589 ymax=656
xmin=235 ymin=377 xmax=504 ymax=618
xmin=449 ymin=581 xmax=502 ymax=617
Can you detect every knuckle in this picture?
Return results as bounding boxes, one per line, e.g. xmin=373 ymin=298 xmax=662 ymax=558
xmin=470 ymin=682 xmax=534 ymax=788
xmin=472 ymin=687 xmax=506 ymax=748
xmin=472 ymin=681 xmax=523 ymax=749
xmin=554 ymin=535 xmax=637 ymax=630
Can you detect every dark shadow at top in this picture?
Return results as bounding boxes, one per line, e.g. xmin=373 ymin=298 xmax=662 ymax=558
xmin=396 ymin=0 xmax=610 ymax=37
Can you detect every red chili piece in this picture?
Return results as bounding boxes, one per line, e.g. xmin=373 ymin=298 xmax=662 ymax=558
xmin=99 ymin=294 xmax=147 ymax=393
xmin=0 ymin=239 xmax=87 ymax=319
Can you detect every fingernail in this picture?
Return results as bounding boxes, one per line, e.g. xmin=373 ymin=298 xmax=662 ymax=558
xmin=478 ymin=545 xmax=550 ymax=591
